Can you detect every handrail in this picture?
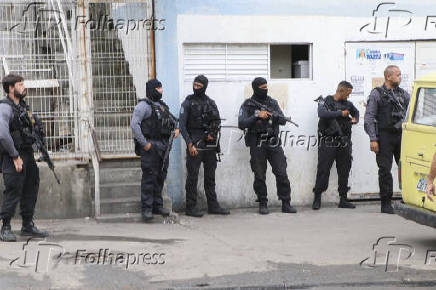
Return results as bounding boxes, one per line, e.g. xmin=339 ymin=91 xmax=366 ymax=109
xmin=88 ymin=122 xmax=102 ymax=217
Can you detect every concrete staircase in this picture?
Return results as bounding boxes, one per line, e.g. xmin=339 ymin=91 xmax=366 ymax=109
xmin=91 ymin=158 xmax=142 ymax=222
xmin=90 ymin=3 xmax=137 ymax=153
xmin=90 ymin=158 xmax=176 ymax=223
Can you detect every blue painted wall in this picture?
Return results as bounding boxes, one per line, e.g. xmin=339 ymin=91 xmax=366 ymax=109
xmin=154 ymin=0 xmax=436 ymax=209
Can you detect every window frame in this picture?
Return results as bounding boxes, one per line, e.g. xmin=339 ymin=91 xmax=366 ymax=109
xmin=268 ymin=43 xmax=313 ymax=81
xmin=412 ymin=87 xmax=436 ymax=127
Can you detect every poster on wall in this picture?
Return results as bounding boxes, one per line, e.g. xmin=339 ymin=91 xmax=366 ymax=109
xmin=345 ymin=42 xmax=415 ymax=197
xmin=345 ymin=42 xmax=415 ymax=102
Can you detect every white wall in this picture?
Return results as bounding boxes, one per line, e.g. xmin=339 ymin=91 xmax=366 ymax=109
xmin=177 ymin=15 xmax=435 ymax=207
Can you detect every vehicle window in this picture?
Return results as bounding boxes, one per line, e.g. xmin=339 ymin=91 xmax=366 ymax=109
xmin=413 ymin=88 xmax=436 ymax=127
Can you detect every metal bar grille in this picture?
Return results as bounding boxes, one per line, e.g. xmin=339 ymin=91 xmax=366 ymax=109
xmin=0 ymin=1 xmax=80 ymax=158
xmin=90 ymin=2 xmax=148 ymax=154
xmin=0 ymin=0 xmax=150 ymax=158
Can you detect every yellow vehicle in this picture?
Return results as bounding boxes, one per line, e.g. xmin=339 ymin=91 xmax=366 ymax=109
xmin=395 ymin=72 xmax=436 ymax=227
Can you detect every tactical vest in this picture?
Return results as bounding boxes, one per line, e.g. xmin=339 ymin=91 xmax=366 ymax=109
xmin=245 ymin=96 xmax=279 ymax=137
xmin=139 ymin=98 xmax=175 ymax=140
xmin=0 ymin=97 xmax=34 ymax=151
xmin=186 ymin=95 xmax=220 ymax=140
xmin=373 ymin=86 xmax=407 ymax=131
xmin=318 ymin=95 xmax=353 ymax=137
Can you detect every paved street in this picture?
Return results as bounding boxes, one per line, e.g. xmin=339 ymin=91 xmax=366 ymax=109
xmin=1 ymin=203 xmax=436 ymax=289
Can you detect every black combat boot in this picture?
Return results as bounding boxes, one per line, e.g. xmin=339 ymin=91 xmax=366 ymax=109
xmin=259 ymin=202 xmax=269 ymax=215
xmin=142 ymin=210 xmax=153 ymax=222
xmin=152 ymin=207 xmax=170 ymax=216
xmin=282 ymin=200 xmax=297 ymax=213
xmin=312 ymin=193 xmax=322 ymax=210
xmin=338 ymin=197 xmax=356 ymax=209
xmin=208 ymin=204 xmax=230 ymax=215
xmin=381 ymin=199 xmax=394 ymax=214
xmin=21 ymin=219 xmax=48 ymax=237
xmin=186 ymin=207 xmax=204 ymax=218
xmin=1 ymin=219 xmax=16 ymax=242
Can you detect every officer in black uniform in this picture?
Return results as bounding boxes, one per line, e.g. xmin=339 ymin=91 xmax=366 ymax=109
xmin=364 ymin=65 xmax=410 ymax=214
xmin=238 ymin=77 xmax=297 ymax=215
xmin=131 ymin=79 xmax=179 ymax=222
xmin=312 ymin=81 xmax=359 ymax=210
xmin=179 ymin=75 xmax=230 ymax=217
xmin=0 ymin=74 xmax=48 ymax=242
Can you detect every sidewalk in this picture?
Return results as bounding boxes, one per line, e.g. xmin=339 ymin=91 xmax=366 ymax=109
xmin=0 ymin=203 xmax=436 ymax=289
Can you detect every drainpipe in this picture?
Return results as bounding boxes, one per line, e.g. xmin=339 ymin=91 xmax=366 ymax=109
xmin=150 ymin=0 xmax=156 ymax=79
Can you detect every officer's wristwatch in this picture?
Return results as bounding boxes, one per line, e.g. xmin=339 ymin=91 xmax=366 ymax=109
xmin=254 ymin=110 xmax=260 ymax=118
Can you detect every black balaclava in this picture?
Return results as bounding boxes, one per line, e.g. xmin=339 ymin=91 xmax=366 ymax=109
xmin=146 ymin=79 xmax=163 ymax=102
xmin=252 ymin=77 xmax=268 ymax=101
xmin=193 ymin=75 xmax=208 ymax=97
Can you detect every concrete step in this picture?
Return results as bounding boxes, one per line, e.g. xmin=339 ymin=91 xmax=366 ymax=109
xmin=92 ymin=168 xmax=142 ymax=185
xmin=96 ymin=212 xmax=142 ymax=223
xmin=91 ymin=60 xmax=131 ymax=76
xmin=93 ymin=98 xmax=136 ymax=112
xmin=90 ymin=30 xmax=120 ymax=42
xmin=95 ymin=212 xmax=179 ymax=224
xmin=92 ymin=74 xmax=135 ymax=90
xmin=96 ymin=158 xmax=140 ymax=169
xmin=90 ymin=182 xmax=141 ymax=199
xmin=99 ymin=197 xmax=141 ymax=215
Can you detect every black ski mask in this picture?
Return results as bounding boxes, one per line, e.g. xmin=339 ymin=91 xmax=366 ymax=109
xmin=146 ymin=79 xmax=163 ymax=102
xmin=193 ymin=75 xmax=208 ymax=97
xmin=252 ymin=77 xmax=268 ymax=101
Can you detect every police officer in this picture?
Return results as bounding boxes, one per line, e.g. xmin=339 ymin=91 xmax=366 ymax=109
xmin=179 ymin=75 xmax=230 ymax=217
xmin=0 ymin=74 xmax=48 ymax=242
xmin=364 ymin=65 xmax=410 ymax=214
xmin=131 ymin=79 xmax=179 ymax=222
xmin=238 ymin=77 xmax=297 ymax=215
xmin=312 ymin=81 xmax=359 ymax=210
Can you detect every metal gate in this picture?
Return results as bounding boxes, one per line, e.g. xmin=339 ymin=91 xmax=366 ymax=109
xmin=0 ymin=0 xmax=151 ymax=158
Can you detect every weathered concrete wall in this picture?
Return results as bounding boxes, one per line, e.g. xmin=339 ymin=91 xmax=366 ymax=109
xmin=157 ymin=0 xmax=436 ymax=209
xmin=0 ymin=161 xmax=92 ymax=220
xmin=175 ymin=14 xmax=436 ymax=210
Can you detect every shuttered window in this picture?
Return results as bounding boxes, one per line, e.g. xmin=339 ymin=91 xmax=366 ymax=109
xmin=183 ymin=43 xmax=269 ymax=81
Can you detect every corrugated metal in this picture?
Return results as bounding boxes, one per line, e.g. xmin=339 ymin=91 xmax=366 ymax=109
xmin=183 ymin=43 xmax=268 ymax=81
